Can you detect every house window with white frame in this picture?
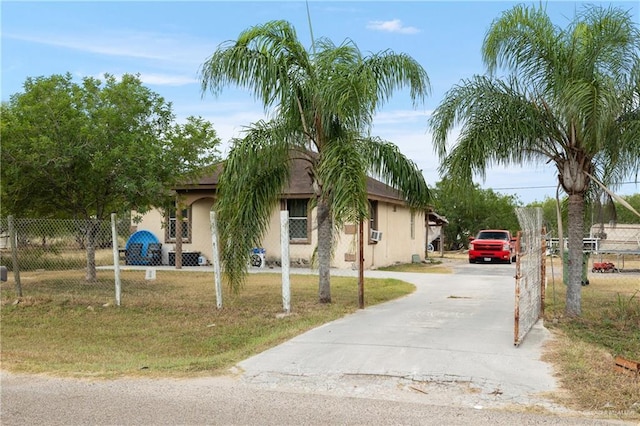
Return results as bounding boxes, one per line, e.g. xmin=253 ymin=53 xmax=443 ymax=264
xmin=166 ymin=206 xmax=191 ymax=243
xmin=287 ymin=198 xmax=309 ymax=243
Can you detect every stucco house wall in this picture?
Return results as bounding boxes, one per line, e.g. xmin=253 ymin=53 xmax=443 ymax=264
xmin=132 ymin=156 xmax=431 ymax=270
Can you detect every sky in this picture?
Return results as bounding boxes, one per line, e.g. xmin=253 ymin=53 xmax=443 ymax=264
xmin=2 ymin=0 xmax=639 ymax=204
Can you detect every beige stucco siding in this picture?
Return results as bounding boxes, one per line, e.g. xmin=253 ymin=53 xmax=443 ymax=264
xmin=189 ymin=198 xmax=216 ymax=263
xmin=134 ymin=198 xmax=425 ymax=269
xmin=133 ymin=197 xmax=215 ymax=265
xmin=366 ymin=204 xmax=425 ymax=268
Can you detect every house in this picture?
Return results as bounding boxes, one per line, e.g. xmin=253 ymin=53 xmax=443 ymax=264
xmin=134 ymin=157 xmax=435 ymax=269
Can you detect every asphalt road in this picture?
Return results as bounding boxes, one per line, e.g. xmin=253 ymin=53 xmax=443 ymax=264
xmin=1 ymin=262 xmax=630 ymax=425
xmin=0 ymin=372 xmax=622 ymax=425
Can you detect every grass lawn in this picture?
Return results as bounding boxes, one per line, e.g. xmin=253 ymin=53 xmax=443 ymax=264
xmin=1 ymin=271 xmax=413 ymax=378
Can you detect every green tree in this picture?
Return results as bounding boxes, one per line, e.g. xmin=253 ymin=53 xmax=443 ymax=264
xmin=429 ymin=5 xmax=640 ymax=317
xmin=432 ymin=180 xmax=521 ymax=249
xmin=200 ymin=20 xmax=431 ymax=302
xmin=589 ymin=192 xmax=640 ymax=226
xmin=527 ymin=197 xmax=568 ymax=239
xmin=614 ymin=194 xmax=640 ymax=224
xmin=1 ymin=73 xmax=221 ymax=280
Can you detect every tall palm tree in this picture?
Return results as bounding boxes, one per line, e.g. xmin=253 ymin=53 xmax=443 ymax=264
xmin=429 ymin=4 xmax=640 ymax=317
xmin=200 ymin=20 xmax=431 ymax=302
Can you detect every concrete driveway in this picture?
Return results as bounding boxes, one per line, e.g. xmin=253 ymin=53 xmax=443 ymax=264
xmin=237 ymin=264 xmax=559 ymax=411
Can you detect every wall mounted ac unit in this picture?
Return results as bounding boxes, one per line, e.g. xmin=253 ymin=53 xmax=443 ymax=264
xmin=370 ymin=230 xmax=383 ymax=242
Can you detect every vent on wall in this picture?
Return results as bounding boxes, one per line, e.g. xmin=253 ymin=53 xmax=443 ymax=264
xmin=370 ymin=230 xmax=383 ymax=242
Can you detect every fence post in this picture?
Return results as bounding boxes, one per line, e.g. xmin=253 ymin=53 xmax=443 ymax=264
xmin=358 ymin=220 xmax=364 ymax=309
xmin=540 ymin=226 xmax=546 ymax=317
xmin=111 ymin=213 xmax=121 ymax=307
xmin=8 ymin=216 xmax=22 ymax=297
xmin=280 ymin=211 xmax=290 ymax=314
xmin=210 ymin=211 xmax=223 ymax=309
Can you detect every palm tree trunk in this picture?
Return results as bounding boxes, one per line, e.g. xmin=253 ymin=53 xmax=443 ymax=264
xmin=317 ymin=199 xmax=332 ymax=303
xmin=565 ymin=193 xmax=585 ymax=317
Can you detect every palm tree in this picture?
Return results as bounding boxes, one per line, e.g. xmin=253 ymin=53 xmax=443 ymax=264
xmin=200 ymin=20 xmax=431 ymax=302
xmin=429 ymin=4 xmax=640 ymax=317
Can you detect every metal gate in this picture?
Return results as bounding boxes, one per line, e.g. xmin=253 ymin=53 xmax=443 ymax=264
xmin=514 ymin=207 xmax=545 ymax=346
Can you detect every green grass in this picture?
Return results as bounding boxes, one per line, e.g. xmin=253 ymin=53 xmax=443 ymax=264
xmin=377 ymin=257 xmax=452 ymax=274
xmin=0 ymin=272 xmax=413 ymax=378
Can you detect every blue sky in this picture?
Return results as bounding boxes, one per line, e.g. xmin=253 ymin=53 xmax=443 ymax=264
xmin=2 ymin=1 xmax=639 ymax=204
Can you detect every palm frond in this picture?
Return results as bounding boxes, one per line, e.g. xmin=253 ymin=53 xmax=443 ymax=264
xmin=361 ymin=137 xmax=431 ymax=209
xmin=200 ymin=20 xmax=311 ymax=111
xmin=430 ymin=75 xmax=561 ymax=182
xmin=316 ymin=137 xmax=369 ymax=226
xmin=482 ymin=4 xmax=557 ymax=83
xmin=216 ymin=120 xmax=292 ymax=292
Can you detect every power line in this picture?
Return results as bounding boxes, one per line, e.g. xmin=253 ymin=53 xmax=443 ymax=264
xmin=491 ymin=181 xmax=639 ymax=191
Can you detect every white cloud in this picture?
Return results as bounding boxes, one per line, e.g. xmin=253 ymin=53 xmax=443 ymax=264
xmin=366 ymin=19 xmax=420 ymax=35
xmin=86 ymin=71 xmax=197 ymax=87
xmin=5 ymin=30 xmax=216 ymax=69
xmin=139 ymin=73 xmax=198 ymax=86
xmin=373 ymin=109 xmax=430 ymax=125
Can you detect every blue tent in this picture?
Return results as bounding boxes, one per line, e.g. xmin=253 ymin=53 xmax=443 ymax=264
xmin=125 ymin=230 xmax=162 ymax=265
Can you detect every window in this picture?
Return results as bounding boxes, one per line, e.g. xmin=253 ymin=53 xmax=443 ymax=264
xmin=287 ymin=198 xmax=309 ymax=242
xmin=369 ymin=200 xmax=378 ymax=244
xmin=166 ymin=206 xmax=191 ymax=243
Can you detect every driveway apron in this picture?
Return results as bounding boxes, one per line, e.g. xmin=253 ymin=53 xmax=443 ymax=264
xmin=237 ymin=269 xmax=558 ymax=410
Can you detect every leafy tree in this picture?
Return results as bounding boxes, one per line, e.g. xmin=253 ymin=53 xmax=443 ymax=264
xmin=614 ymin=194 xmax=640 ymax=224
xmin=526 ymin=197 xmax=568 ymax=239
xmin=589 ymin=192 xmax=640 ymax=226
xmin=429 ymin=5 xmax=640 ymax=317
xmin=432 ymin=179 xmax=521 ymax=249
xmin=200 ymin=20 xmax=431 ymax=302
xmin=1 ymin=73 xmax=221 ymax=280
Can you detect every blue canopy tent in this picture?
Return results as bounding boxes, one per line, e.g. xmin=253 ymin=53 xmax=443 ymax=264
xmin=125 ymin=230 xmax=162 ymax=265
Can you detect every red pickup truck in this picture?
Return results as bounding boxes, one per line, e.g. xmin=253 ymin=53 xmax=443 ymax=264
xmin=468 ymin=229 xmax=516 ymax=264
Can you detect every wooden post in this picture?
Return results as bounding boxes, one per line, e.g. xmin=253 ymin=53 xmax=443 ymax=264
xmin=425 ymin=215 xmax=430 ymax=259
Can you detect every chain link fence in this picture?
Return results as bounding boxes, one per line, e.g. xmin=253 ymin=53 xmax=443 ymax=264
xmin=545 ymin=223 xmax=640 ymax=288
xmin=0 ymin=214 xmax=293 ymax=310
xmin=514 ymin=207 xmax=545 ymax=346
xmin=0 ymin=216 xmax=155 ymax=305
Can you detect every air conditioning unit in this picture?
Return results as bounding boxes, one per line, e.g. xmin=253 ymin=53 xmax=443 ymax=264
xmin=370 ymin=230 xmax=383 ymax=242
